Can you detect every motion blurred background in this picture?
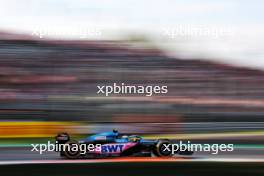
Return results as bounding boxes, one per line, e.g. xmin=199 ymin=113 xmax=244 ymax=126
xmin=0 ymin=0 xmax=263 ymax=149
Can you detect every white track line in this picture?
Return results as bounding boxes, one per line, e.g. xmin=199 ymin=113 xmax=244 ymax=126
xmin=0 ymin=158 xmax=264 ymax=165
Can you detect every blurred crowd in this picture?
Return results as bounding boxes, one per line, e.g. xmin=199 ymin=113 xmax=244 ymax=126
xmin=0 ymin=33 xmax=264 ymax=126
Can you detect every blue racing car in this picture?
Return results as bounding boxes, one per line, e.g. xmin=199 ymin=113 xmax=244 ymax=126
xmin=55 ymin=129 xmax=193 ymax=159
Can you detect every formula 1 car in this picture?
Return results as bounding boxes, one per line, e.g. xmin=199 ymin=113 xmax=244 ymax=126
xmin=55 ymin=129 xmax=193 ymax=159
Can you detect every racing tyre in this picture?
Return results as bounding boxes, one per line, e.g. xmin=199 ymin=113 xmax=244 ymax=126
xmin=153 ymin=139 xmax=173 ymax=157
xmin=64 ymin=140 xmax=81 ymax=159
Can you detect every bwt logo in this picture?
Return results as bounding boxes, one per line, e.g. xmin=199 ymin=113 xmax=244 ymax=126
xmin=101 ymin=144 xmax=124 ymax=153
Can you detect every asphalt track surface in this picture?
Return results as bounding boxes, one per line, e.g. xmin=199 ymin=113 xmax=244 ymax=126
xmin=0 ymin=147 xmax=263 ymax=176
xmin=0 ymin=121 xmax=263 ymax=175
xmin=0 ymin=146 xmax=263 ymax=162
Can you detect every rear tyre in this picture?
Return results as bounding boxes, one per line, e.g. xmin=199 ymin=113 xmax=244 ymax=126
xmin=64 ymin=140 xmax=81 ymax=159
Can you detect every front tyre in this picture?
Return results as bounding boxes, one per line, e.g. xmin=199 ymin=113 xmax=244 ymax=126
xmin=153 ymin=139 xmax=173 ymax=157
